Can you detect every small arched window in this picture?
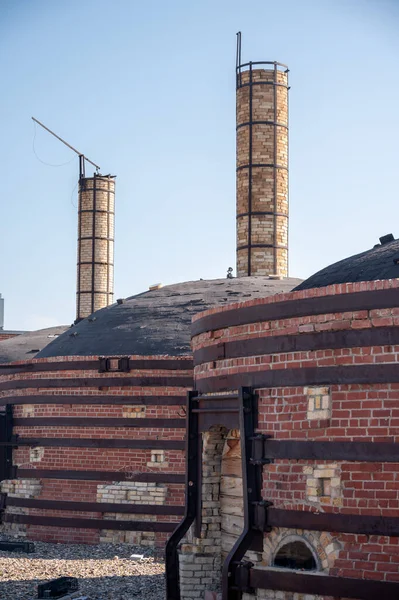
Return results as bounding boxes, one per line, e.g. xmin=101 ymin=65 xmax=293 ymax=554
xmin=273 ymin=540 xmax=317 ymax=570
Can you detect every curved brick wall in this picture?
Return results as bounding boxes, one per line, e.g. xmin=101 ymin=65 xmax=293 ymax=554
xmin=0 ymin=355 xmax=192 ymax=546
xmin=192 ymin=279 xmax=399 ymax=589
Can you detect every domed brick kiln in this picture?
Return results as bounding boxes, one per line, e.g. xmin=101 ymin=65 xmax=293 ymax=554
xmin=167 ymin=277 xmax=399 ymax=600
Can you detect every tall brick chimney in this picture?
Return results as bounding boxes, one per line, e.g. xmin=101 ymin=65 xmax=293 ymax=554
xmin=236 ymin=48 xmax=289 ymax=277
xmin=76 ymin=174 xmax=116 ymax=321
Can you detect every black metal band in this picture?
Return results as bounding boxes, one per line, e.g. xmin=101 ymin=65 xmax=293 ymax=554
xmin=237 ymin=244 xmax=288 ymax=250
xmin=6 ymin=496 xmax=184 ymax=516
xmin=195 ymin=363 xmax=399 ymax=394
xmin=238 ymin=81 xmax=289 ymax=90
xmin=79 ymin=209 xmax=115 ymax=215
xmin=14 ymin=417 xmax=185 ymax=428
xmin=0 ymin=394 xmax=186 ymax=407
xmin=193 ymin=325 xmax=399 ymax=366
xmin=77 ymin=261 xmax=112 ymax=266
xmin=253 ymin=438 xmax=399 ymax=463
xmin=78 ymin=236 xmax=114 ymax=241
xmin=247 ymin=568 xmax=398 ymax=600
xmin=237 ymin=163 xmax=288 ymax=171
xmin=3 ymin=513 xmax=177 ymax=533
xmin=14 ymin=417 xmax=185 ymax=429
xmin=78 ymin=188 xmax=115 ymax=195
xmin=76 ymin=290 xmax=113 ymax=295
xmin=17 ymin=468 xmax=184 ymax=483
xmin=2 ymin=437 xmax=185 ymax=450
xmin=237 ymin=120 xmax=288 ymax=130
xmin=237 ymin=211 xmax=288 ymax=219
xmin=0 ymin=375 xmax=193 ymax=391
xmin=0 ymin=358 xmax=193 ymax=376
xmin=266 ymin=508 xmax=399 ymax=537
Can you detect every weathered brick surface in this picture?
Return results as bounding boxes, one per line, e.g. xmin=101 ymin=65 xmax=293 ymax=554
xmin=77 ymin=175 xmax=115 ymax=319
xmin=0 ymin=355 xmax=191 ymax=545
xmin=236 ymin=68 xmax=288 ymax=278
xmin=0 ymin=333 xmax=20 ymax=341
xmin=192 ymin=279 xmax=399 ymax=589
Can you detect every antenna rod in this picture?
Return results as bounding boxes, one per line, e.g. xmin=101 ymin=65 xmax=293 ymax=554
xmin=32 ymin=116 xmax=101 ymax=171
xmin=236 ymin=31 xmax=242 ymax=69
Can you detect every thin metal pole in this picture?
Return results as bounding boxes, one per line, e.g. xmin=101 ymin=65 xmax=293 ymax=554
xmin=32 ymin=117 xmax=100 ymax=172
xmin=236 ymin=31 xmax=242 ymax=89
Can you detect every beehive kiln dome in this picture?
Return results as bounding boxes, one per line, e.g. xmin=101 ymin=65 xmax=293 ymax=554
xmin=37 ymin=277 xmax=302 ymax=358
xmin=0 ymin=326 xmax=68 ymax=364
xmin=295 ymin=236 xmax=399 ymax=291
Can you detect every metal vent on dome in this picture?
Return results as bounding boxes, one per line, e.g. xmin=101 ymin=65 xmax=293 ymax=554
xmin=379 ymin=234 xmax=395 ymax=245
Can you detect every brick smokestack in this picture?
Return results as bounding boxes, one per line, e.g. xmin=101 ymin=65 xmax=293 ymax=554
xmin=236 ymin=61 xmax=289 ymax=277
xmin=76 ymin=174 xmax=115 ymax=321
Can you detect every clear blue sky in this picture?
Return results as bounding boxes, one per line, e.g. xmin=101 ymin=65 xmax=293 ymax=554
xmin=1 ymin=0 xmax=398 ymax=331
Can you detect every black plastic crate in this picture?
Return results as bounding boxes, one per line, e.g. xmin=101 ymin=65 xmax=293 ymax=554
xmin=37 ymin=577 xmax=79 ymax=598
xmin=0 ymin=540 xmax=35 ymax=553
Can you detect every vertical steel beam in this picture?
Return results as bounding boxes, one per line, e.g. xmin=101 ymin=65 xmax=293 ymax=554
xmin=165 ymin=391 xmax=199 ymax=600
xmin=222 ymin=387 xmax=263 ymax=600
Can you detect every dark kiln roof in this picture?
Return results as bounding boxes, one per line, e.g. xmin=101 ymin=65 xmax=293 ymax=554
xmin=295 ymin=237 xmax=399 ymax=291
xmin=0 ymin=326 xmax=69 ymax=364
xmin=37 ymin=277 xmax=302 ymax=359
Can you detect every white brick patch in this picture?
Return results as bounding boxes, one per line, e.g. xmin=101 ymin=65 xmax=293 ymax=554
xmin=306 ymin=386 xmax=331 ymax=420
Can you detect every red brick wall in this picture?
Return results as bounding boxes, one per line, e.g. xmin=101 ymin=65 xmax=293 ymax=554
xmin=0 ymin=332 xmax=20 ymax=341
xmin=192 ymin=280 xmax=399 ymax=583
xmin=0 ymin=355 xmax=192 ymax=545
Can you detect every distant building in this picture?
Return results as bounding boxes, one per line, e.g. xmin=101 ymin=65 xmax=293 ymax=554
xmin=0 ymin=293 xmax=26 ymax=340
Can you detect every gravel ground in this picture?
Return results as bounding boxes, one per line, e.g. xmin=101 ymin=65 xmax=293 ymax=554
xmin=0 ymin=538 xmax=165 ymax=599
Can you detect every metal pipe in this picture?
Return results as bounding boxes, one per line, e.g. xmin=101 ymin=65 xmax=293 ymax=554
xmin=32 ymin=117 xmax=100 ymax=171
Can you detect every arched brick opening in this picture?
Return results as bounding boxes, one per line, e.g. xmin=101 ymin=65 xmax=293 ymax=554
xmin=273 ymin=537 xmax=318 ymax=571
xmin=263 ymin=528 xmax=340 ymax=573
